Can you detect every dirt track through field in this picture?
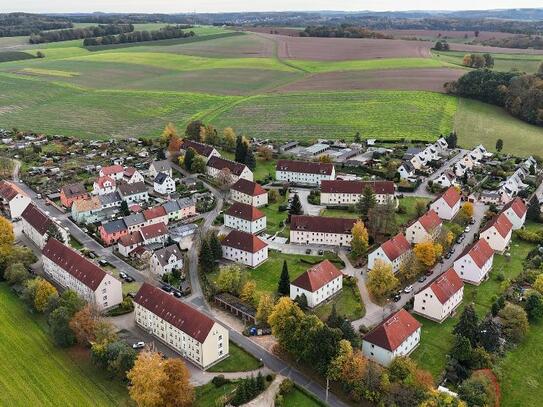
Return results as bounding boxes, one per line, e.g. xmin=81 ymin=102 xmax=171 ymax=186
xmin=273 ymin=68 xmax=465 ymax=93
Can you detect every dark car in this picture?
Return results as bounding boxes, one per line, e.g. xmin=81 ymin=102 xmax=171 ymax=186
xmin=392 ymin=294 xmax=402 ymax=302
xmin=98 ymin=259 xmax=109 ymax=267
xmin=469 ymin=217 xmax=476 ymax=225
xmin=445 ymin=252 xmax=452 ymax=259
xmin=161 ymin=285 xmax=172 ymax=293
xmin=418 ymin=275 xmax=427 ymax=283
xmin=173 ymin=290 xmax=182 ymax=298
xmin=425 ymin=270 xmax=433 ymax=277
xmin=125 ymin=276 xmax=135 ymax=283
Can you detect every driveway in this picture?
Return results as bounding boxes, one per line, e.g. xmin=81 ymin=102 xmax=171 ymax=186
xmin=290 ymin=187 xmax=324 ymax=216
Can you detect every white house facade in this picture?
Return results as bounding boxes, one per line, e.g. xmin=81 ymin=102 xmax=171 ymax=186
xmin=275 ymin=160 xmax=335 ymax=186
xmin=405 ymin=210 xmax=442 ymax=244
xmin=206 ymin=156 xmax=253 ymax=183
xmin=290 ymin=215 xmax=356 ymax=247
xmin=0 ymin=180 xmax=31 ymax=219
xmin=501 ymin=197 xmax=527 ymax=230
xmin=153 ymin=173 xmax=176 ymax=195
xmin=289 ymin=260 xmax=343 ymax=308
xmin=320 ymin=180 xmax=395 ymax=206
xmin=480 ymin=213 xmax=513 ymax=253
xmin=453 ymin=239 xmax=494 ymax=285
xmin=429 ymin=186 xmax=461 ymax=221
xmin=367 ymin=233 xmax=411 ymax=273
xmin=224 ymin=202 xmax=266 ymax=234
xmin=150 ymin=244 xmax=184 ymax=276
xmin=222 ymin=230 xmax=268 ymax=268
xmin=230 ymin=179 xmax=268 ymax=207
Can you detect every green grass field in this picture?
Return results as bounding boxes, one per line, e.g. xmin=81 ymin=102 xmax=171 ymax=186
xmin=194 ymin=382 xmax=237 ymax=407
xmin=0 ymin=283 xmax=128 ymax=406
xmin=314 ymin=282 xmax=365 ymax=321
xmin=432 ymin=50 xmax=543 ymax=73
xmin=397 ymin=196 xmax=431 ymax=226
xmin=207 ymin=342 xmax=263 ymax=373
xmin=288 ymin=57 xmax=453 ymax=73
xmin=283 ymin=386 xmax=326 ymax=406
xmin=261 ymin=194 xmax=288 ymax=237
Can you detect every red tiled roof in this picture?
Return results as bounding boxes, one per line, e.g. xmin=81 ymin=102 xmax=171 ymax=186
xmin=231 ymin=179 xmax=266 ymax=196
xmin=291 ymin=260 xmax=343 ymax=292
xmin=61 ymin=183 xmax=87 ymax=198
xmin=21 ymin=203 xmax=53 ymax=235
xmin=502 ymin=197 xmax=527 ymax=218
xmin=119 ymin=231 xmax=143 ymax=247
xmin=481 ymin=212 xmax=512 ymax=238
xmin=140 ymin=222 xmax=167 ymax=240
xmin=143 ymin=206 xmax=166 ymax=221
xmin=42 ymin=238 xmax=107 ymax=291
xmin=94 ymin=176 xmax=115 ymax=189
xmin=380 ymin=233 xmax=411 ymax=261
xmin=222 ymin=230 xmax=267 ymax=253
xmin=290 ymin=215 xmax=356 ymax=235
xmin=134 ymin=283 xmax=215 ymax=343
xmin=100 ymin=165 xmax=123 ymax=176
xmin=181 ymin=139 xmax=216 ymax=157
xmin=417 ymin=210 xmax=442 ymax=233
xmin=207 ymin=156 xmax=247 ymax=176
xmin=225 ymin=202 xmax=265 ymax=221
xmin=440 ymin=187 xmax=461 ymax=208
xmin=458 ymin=239 xmax=494 ymax=268
xmin=123 ymin=167 xmax=137 ymax=177
xmin=0 ymin=180 xmax=25 ymax=201
xmin=424 ymin=268 xmax=463 ymax=304
xmin=321 ymin=180 xmax=394 ymax=195
xmin=363 ymin=309 xmax=421 ymax=351
xmin=276 ymin=160 xmax=334 ymax=176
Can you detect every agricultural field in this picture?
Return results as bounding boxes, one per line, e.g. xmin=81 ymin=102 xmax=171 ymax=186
xmin=0 ymin=284 xmax=129 ymax=406
xmin=432 ymin=50 xmax=543 ymax=73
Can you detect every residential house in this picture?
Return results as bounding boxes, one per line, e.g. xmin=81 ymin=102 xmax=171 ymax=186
xmin=413 ymin=268 xmax=464 ymax=322
xmin=405 ymin=210 xmax=442 ymax=244
xmin=0 ymin=180 xmax=31 ymax=219
xmin=480 ymin=213 xmax=513 ymax=253
xmin=434 ymin=171 xmax=457 ymax=188
xmin=320 ymin=180 xmax=395 ymax=206
xmin=153 ymin=173 xmax=176 ymax=195
xmin=180 ymin=139 xmax=220 ymax=162
xmin=429 ymin=186 xmax=461 ymax=220
xmin=289 ymin=260 xmax=343 ymax=308
xmin=501 ymin=197 xmax=527 ymax=230
xmin=134 ymin=283 xmax=229 ymax=369
xmin=71 ymin=196 xmax=102 ymax=224
xmin=98 ymin=191 xmax=122 ymax=209
xmin=224 ymin=202 xmax=266 ymax=234
xmin=99 ymin=219 xmax=128 ymax=246
xmin=124 ymin=212 xmax=146 ymax=232
xmin=118 ymin=222 xmax=168 ymax=257
xmin=21 ymin=203 xmax=64 ymax=249
xmin=403 ymin=147 xmax=424 ymax=170
xmin=143 ymin=206 xmax=169 ymax=226
xmin=433 ymin=137 xmax=448 ymax=153
xmin=162 ymin=198 xmax=196 ymax=222
xmin=290 ymin=215 xmax=356 ymax=247
xmin=42 ymin=238 xmax=122 ymax=311
xmin=275 ymin=160 xmax=335 ymax=186
xmin=99 ymin=165 xmax=124 ymax=181
xmin=397 ymin=161 xmax=416 ymax=181
xmin=367 ymin=233 xmax=411 ymax=273
xmin=222 ymin=230 xmax=268 ymax=268
xmin=149 ymin=160 xmax=172 ymax=179
xmin=453 ymin=239 xmax=494 ymax=285
xmin=118 ymin=182 xmax=149 ymax=204
xmin=60 ymin=183 xmax=88 ymax=208
xmin=230 ymin=179 xmax=268 ymax=207
xmin=93 ymin=176 xmax=116 ymax=196
xmin=206 ymin=156 xmax=253 ymax=183
xmin=499 ymin=168 xmax=528 ymax=203
xmin=362 ymin=309 xmax=421 ymax=367
xmin=150 ymin=244 xmax=184 ymax=276
xmin=123 ymin=167 xmax=144 ymax=184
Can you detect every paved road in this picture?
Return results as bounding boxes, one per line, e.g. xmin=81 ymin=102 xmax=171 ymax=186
xmin=353 ymin=201 xmax=487 ymax=329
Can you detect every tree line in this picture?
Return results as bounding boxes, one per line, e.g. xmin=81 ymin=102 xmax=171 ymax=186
xmin=480 ymin=35 xmax=543 ymax=50
xmin=83 ymin=25 xmax=194 ymax=46
xmin=301 ymin=25 xmax=391 ymax=39
xmin=0 ymin=13 xmax=72 ymax=37
xmin=445 ymin=68 xmax=543 ymax=126
xmin=29 ymin=24 xmax=134 ymax=44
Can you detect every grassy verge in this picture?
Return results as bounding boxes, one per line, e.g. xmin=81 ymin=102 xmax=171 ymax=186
xmin=313 ymin=280 xmax=365 ymax=321
xmin=396 ymin=196 xmax=431 ymax=226
xmin=194 ymin=382 xmax=237 ymax=407
xmin=261 ymin=194 xmax=288 ymax=237
xmin=207 ymin=341 xmax=263 ymax=373
xmin=283 ymin=385 xmax=326 ymax=406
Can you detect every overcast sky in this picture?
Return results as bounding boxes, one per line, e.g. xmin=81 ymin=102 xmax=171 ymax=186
xmin=4 ymin=1 xmax=543 ymax=14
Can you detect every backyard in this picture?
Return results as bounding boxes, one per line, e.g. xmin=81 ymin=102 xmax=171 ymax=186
xmin=207 ymin=341 xmax=263 ymax=373
xmin=314 ymin=280 xmax=365 ymax=321
xmin=260 ymin=193 xmax=289 ymax=237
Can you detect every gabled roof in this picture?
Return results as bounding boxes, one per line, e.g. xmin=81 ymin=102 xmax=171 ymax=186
xmin=380 ymin=233 xmax=411 ymax=262
xmin=94 ymin=176 xmax=115 ymax=189
xmin=101 ymin=219 xmax=127 ymax=234
xmin=222 ymin=230 xmax=267 ymax=253
xmin=119 ymin=230 xmax=143 ymax=246
xmin=143 ymin=206 xmax=166 ymax=221
xmin=480 ymin=212 xmax=512 ymax=238
xmin=98 ymin=191 xmax=121 ymax=206
xmin=363 ymin=309 xmax=421 ymax=352
xmin=276 ymin=160 xmax=334 ymax=176
xmin=162 ymin=200 xmax=180 ymax=214
xmin=42 ymin=238 xmax=108 ymax=291
xmin=225 ymin=202 xmax=265 ymax=221
xmin=0 ymin=180 xmax=25 ymax=201
xmin=231 ymin=179 xmax=266 ymax=197
xmin=123 ymin=212 xmax=145 ymax=227
xmin=290 ymin=215 xmax=356 ymax=235
xmin=321 ymin=180 xmax=395 ymax=195
xmin=421 ymin=268 xmax=463 ymax=304
xmin=118 ymin=182 xmax=147 ymax=197
xmin=416 ymin=210 xmax=442 ymax=233
xmin=154 ymin=172 xmax=171 ymax=185
xmin=400 ymin=161 xmax=415 ymax=172
xmin=152 ymin=244 xmax=183 ymax=267
xmin=100 ymin=165 xmax=124 ymax=176
xmin=150 ymin=160 xmax=171 ymax=172
xmin=72 ymin=196 xmax=101 ymax=213
xmin=176 ymin=197 xmax=195 ymax=209
xmin=21 ymin=203 xmax=53 ymax=235
xmin=457 ymin=239 xmax=494 ymax=268
xmin=123 ymin=167 xmax=137 ymax=177
xmin=207 ymin=156 xmax=248 ymax=176
xmin=502 ymin=197 xmax=527 ymax=219
xmin=439 ymin=186 xmax=461 ymax=208
xmin=61 ymin=183 xmax=87 ymax=198
xmin=134 ymin=283 xmax=215 ymax=343
xmin=181 ymin=139 xmax=216 ymax=157
xmin=291 ymin=260 xmax=343 ymax=292
xmin=140 ymin=222 xmax=167 ymax=240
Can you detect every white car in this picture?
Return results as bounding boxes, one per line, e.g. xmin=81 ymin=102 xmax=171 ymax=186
xmin=132 ymin=341 xmax=145 ymax=349
xmin=403 ymin=285 xmax=414 ymax=293
xmin=464 ymin=226 xmax=471 ymax=233
xmin=119 ymin=272 xmax=128 ymax=279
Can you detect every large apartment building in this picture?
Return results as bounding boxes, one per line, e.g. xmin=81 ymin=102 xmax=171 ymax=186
xmin=290 ymin=215 xmax=356 ymax=247
xmin=275 ymin=160 xmax=335 ymax=186
xmin=320 ymin=180 xmax=395 ymax=206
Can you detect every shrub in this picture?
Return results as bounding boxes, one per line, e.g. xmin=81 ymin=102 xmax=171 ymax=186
xmin=279 ymin=379 xmax=294 ymax=395
xmin=212 ymin=375 xmax=230 ymax=387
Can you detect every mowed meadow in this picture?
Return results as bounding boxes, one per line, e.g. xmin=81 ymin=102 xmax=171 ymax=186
xmin=0 ymin=25 xmax=542 ymax=153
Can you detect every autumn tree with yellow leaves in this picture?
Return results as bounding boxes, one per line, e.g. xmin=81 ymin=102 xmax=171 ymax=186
xmin=351 ymin=220 xmax=369 ymax=257
xmin=367 ymin=259 xmax=399 ymax=299
xmin=414 ymin=241 xmax=442 ymax=269
xmin=34 ymin=278 xmax=58 ymax=312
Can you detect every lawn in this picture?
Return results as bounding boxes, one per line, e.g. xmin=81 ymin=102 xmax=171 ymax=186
xmin=314 ymin=281 xmax=365 ymax=321
xmin=194 ymin=382 xmax=237 ymax=407
xmin=455 ymin=98 xmax=543 ymax=157
xmin=208 ymin=90 xmax=458 ymax=141
xmin=283 ymin=386 xmax=326 ymax=406
xmin=253 ymin=158 xmax=276 ymax=183
xmin=411 ymin=236 xmax=535 ymax=379
xmin=396 ymin=196 xmax=431 ymax=226
xmin=320 ymin=208 xmax=359 ymax=219
xmin=207 ymin=341 xmax=263 ymax=373
xmin=0 ymin=283 xmax=129 ymax=406
xmin=261 ymin=194 xmax=288 ymax=237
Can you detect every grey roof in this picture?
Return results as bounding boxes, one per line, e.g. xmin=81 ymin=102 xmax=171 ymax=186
xmin=151 ymin=160 xmax=171 ymax=172
xmin=176 ymin=197 xmax=195 ymax=209
xmin=154 ymin=172 xmax=169 ymax=185
xmin=124 ymin=212 xmax=145 ymax=227
xmin=152 ymin=244 xmax=183 ymax=267
xmin=403 ymin=147 xmax=423 ymax=159
xmin=102 ymin=219 xmax=127 ymax=234
xmin=118 ymin=182 xmax=147 ymax=197
xmin=162 ymin=200 xmax=180 ymax=214
xmin=98 ymin=191 xmax=122 ymax=206
xmin=401 ymin=161 xmax=415 ymax=172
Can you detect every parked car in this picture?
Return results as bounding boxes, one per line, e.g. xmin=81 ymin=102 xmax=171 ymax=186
xmin=36 ymin=194 xmax=42 ymax=199
xmin=445 ymin=252 xmax=452 ymax=259
xmin=469 ymin=218 xmax=476 ymax=225
xmin=161 ymin=285 xmax=172 ymax=293
xmin=403 ymin=285 xmax=414 ymax=293
xmin=132 ymin=341 xmax=145 ymax=349
xmin=173 ymin=290 xmax=182 ymax=298
xmin=418 ymin=275 xmax=427 ymax=283
xmin=125 ymin=275 xmax=135 ymax=283
xmin=425 ymin=270 xmax=433 ymax=277
xmin=98 ymin=259 xmax=109 ymax=267
xmin=392 ymin=294 xmax=402 ymax=302
xmin=119 ymin=272 xmax=128 ymax=279
xmin=457 ymin=235 xmax=465 ymax=244
xmin=464 ymin=226 xmax=471 ymax=233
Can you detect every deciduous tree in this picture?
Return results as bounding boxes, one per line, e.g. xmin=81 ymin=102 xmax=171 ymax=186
xmin=128 ymin=350 xmax=168 ymax=407
xmin=268 ymin=297 xmax=304 ymax=346
xmin=240 ymin=280 xmax=257 ymax=305
xmin=525 ymin=291 xmax=543 ymax=321
xmin=190 ymin=154 xmax=206 ymax=174
xmin=414 ymin=241 xmax=439 ymax=268
xmin=161 ymin=122 xmax=177 ymax=145
xmin=366 ymin=259 xmax=398 ymax=299
xmin=69 ymin=304 xmax=99 ymax=346
xmin=256 ymin=293 xmax=274 ymax=325
xmin=4 ymin=263 xmax=30 ymax=285
xmin=534 ymin=274 xmax=543 ymax=294
xmin=0 ymin=215 xmax=14 ymax=247
xmin=34 ymin=278 xmax=58 ymax=312
xmin=160 ymin=358 xmax=194 ymax=407
xmin=223 ymin=127 xmax=236 ymax=150
xmin=185 ymin=120 xmax=203 ymax=141
xmin=351 ymin=220 xmax=369 ymax=257
xmin=460 ymin=202 xmax=474 ymax=219
xmin=216 ymin=265 xmax=245 ymax=296
xmin=49 ymin=306 xmax=77 ymax=347
xmin=499 ymin=303 xmax=529 ymax=343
